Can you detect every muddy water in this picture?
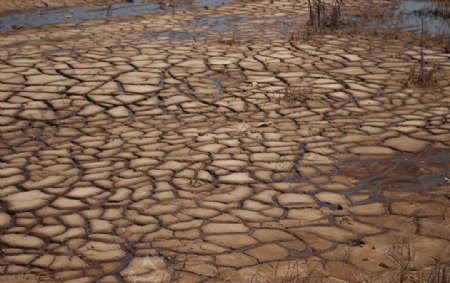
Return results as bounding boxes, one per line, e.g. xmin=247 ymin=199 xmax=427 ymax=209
xmin=339 ymin=149 xmax=450 ymax=194
xmin=396 ymin=0 xmax=450 ymax=36
xmin=2 ymin=0 xmax=448 ymax=37
xmin=346 ymin=0 xmax=449 ymax=37
xmin=0 ymin=0 xmax=230 ymax=33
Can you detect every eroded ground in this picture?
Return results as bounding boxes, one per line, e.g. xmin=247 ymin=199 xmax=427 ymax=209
xmin=0 ymin=0 xmax=449 ymax=282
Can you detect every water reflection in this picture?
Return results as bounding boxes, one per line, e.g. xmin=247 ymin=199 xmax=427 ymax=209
xmin=0 ymin=0 xmax=230 ymax=33
xmin=397 ymin=0 xmax=450 ymax=36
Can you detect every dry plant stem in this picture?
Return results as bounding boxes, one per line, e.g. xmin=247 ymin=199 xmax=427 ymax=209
xmin=420 ymin=16 xmax=425 ymax=85
xmin=402 ymin=15 xmax=443 ymax=88
xmin=307 ymin=0 xmax=343 ymax=30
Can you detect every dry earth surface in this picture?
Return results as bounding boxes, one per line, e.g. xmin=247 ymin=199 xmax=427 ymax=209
xmin=0 ymin=0 xmax=449 ymax=282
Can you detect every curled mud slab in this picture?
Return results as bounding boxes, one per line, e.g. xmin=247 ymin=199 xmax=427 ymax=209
xmin=0 ymin=0 xmax=449 ymax=282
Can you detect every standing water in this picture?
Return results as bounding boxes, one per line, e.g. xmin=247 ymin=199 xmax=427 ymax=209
xmin=396 ymin=0 xmax=450 ymax=36
xmin=0 ymin=0 xmax=230 ymax=33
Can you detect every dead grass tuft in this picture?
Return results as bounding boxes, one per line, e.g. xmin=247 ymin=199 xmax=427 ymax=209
xmin=282 ymin=85 xmax=312 ymax=104
xmin=403 ymin=62 xmax=442 ymax=88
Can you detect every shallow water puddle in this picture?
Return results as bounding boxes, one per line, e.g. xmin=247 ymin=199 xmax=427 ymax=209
xmin=396 ymin=0 xmax=450 ymax=36
xmin=347 ymin=0 xmax=449 ymax=37
xmin=339 ymin=149 xmax=449 ymax=195
xmin=0 ymin=0 xmax=230 ymax=33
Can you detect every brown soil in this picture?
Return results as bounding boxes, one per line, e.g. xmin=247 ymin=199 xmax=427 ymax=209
xmin=0 ymin=0 xmax=449 ymax=282
xmin=0 ymin=0 xmax=128 ymax=15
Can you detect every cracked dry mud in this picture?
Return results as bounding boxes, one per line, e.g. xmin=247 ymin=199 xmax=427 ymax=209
xmin=0 ymin=0 xmax=449 ymax=282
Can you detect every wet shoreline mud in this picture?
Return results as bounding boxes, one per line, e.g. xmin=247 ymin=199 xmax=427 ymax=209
xmin=0 ymin=0 xmax=131 ymax=16
xmin=0 ymin=0 xmax=231 ymax=33
xmin=0 ymin=0 xmax=449 ymax=282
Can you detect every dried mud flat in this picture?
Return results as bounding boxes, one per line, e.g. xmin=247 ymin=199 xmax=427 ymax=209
xmin=0 ymin=0 xmax=449 ymax=282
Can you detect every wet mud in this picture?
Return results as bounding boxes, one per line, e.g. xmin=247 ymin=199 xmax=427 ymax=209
xmin=0 ymin=0 xmax=129 ymax=16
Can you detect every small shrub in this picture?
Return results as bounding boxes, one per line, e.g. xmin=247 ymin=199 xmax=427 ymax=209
xmin=403 ymin=62 xmax=442 ymax=87
xmin=307 ymin=0 xmax=344 ymax=30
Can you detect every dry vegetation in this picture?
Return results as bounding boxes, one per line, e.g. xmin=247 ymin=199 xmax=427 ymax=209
xmin=403 ymin=62 xmax=443 ymax=88
xmin=300 ymin=0 xmax=448 ymax=89
xmin=282 ymin=85 xmax=312 ymax=104
xmin=307 ymin=0 xmax=344 ymax=29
